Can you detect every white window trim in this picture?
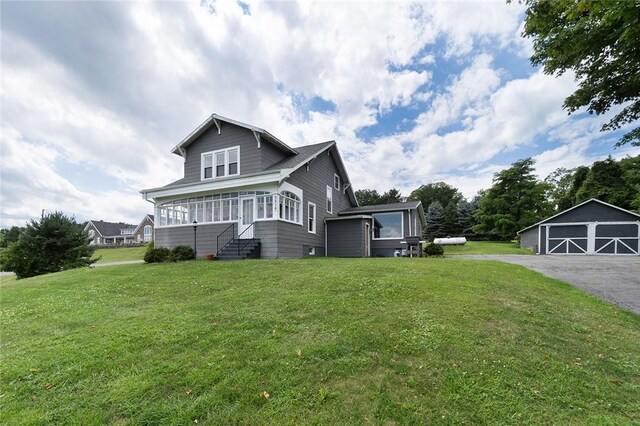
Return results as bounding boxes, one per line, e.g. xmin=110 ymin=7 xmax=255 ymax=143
xmin=201 ymin=146 xmax=240 ymax=181
xmin=372 ymin=211 xmax=404 ymax=240
xmin=326 ymin=185 xmax=333 ymax=214
xmin=308 ymin=202 xmax=316 ymax=234
xmin=334 ymin=173 xmax=340 ymax=190
xmin=278 ymin=192 xmax=303 ymax=226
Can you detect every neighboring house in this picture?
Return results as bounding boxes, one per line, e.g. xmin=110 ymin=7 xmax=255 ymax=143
xmin=85 ymin=215 xmax=155 ymax=246
xmin=140 ymin=114 xmax=425 ymax=259
xmin=132 ymin=214 xmax=155 ymax=243
xmin=517 ymin=199 xmax=640 ymax=255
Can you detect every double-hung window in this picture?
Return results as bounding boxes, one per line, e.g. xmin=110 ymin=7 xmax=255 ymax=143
xmin=308 ymin=202 xmax=316 ymax=234
xmin=326 ymin=185 xmax=333 ymax=213
xmin=202 ymin=147 xmax=240 ymax=180
xmin=334 ymin=174 xmax=340 ymax=190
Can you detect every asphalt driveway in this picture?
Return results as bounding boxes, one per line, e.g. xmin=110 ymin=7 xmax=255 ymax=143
xmin=455 ymin=255 xmax=640 ymax=314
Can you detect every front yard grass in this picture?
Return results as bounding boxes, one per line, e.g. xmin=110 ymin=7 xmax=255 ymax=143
xmin=442 ymin=240 xmax=533 ymax=255
xmin=1 ymin=258 xmax=638 ymax=424
xmin=93 ymin=246 xmax=146 ymax=263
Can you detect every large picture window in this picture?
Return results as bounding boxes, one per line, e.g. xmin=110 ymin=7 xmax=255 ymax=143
xmin=373 ymin=212 xmax=403 ymax=239
xmin=202 ymin=146 xmax=240 ymax=180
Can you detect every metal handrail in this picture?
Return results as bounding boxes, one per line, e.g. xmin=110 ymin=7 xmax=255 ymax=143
xmin=236 ymin=222 xmax=257 ymax=256
xmin=216 ymin=223 xmax=236 ymax=256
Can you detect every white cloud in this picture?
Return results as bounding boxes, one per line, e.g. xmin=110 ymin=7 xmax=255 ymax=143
xmin=0 ymin=0 xmax=633 ymax=227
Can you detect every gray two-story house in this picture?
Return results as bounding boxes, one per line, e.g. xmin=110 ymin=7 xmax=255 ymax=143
xmin=141 ymin=114 xmax=424 ymax=259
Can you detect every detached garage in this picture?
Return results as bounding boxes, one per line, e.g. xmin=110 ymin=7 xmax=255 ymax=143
xmin=518 ymin=199 xmax=640 ymax=255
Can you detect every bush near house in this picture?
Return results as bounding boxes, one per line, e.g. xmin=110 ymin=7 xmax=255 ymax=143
xmin=169 ymin=245 xmax=195 ymax=262
xmin=143 ymin=247 xmax=170 ymax=263
xmin=423 ymin=242 xmax=444 ymax=257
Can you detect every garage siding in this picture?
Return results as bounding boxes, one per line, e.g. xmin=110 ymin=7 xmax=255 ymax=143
xmin=519 ymin=228 xmax=538 ymax=251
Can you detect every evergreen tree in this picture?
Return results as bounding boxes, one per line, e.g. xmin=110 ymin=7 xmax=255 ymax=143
xmin=0 ymin=211 xmax=98 ymax=279
xmin=355 ymin=189 xmax=382 ymax=206
xmin=455 ymin=199 xmax=475 ymax=236
xmin=379 ymin=188 xmax=404 ymax=204
xmin=473 ymin=158 xmax=553 ymax=239
xmin=443 ymin=200 xmax=458 ymax=236
xmin=424 ymin=201 xmax=445 ymax=241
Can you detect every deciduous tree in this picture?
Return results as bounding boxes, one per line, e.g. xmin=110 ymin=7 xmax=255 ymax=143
xmin=575 ymin=157 xmax=634 ymax=208
xmin=519 ymin=0 xmax=640 ymax=146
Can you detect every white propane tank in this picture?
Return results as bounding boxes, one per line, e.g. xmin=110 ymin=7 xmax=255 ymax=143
xmin=433 ymin=237 xmax=467 ymax=245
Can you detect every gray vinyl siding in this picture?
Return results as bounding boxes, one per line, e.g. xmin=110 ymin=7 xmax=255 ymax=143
xmin=272 ymin=221 xmax=303 ymax=258
xmin=519 ymin=227 xmax=538 ymax=251
xmin=546 ymin=202 xmax=639 ymax=224
xmin=254 ymin=221 xmax=278 ymax=259
xmin=261 ymin=141 xmax=287 ymax=169
xmin=182 ymin=122 xmax=288 ymax=185
xmin=326 ymin=218 xmax=368 ymax=257
xmin=282 ymin=147 xmax=356 ymax=257
xmin=155 ymin=223 xmax=226 ymax=257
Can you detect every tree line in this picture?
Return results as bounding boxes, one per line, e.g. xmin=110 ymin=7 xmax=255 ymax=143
xmin=355 ymin=155 xmax=639 ymax=241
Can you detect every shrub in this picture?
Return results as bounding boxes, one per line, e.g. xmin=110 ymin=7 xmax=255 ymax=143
xmin=170 ymin=245 xmax=195 ymax=262
xmin=0 ymin=211 xmax=97 ymax=279
xmin=423 ymin=242 xmax=444 ymax=257
xmin=144 ymin=247 xmax=170 ymax=263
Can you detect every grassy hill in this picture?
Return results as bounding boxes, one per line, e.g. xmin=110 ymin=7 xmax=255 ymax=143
xmin=1 ymin=258 xmax=638 ymax=424
xmin=441 ymin=241 xmax=533 ymax=255
xmin=93 ymin=246 xmax=146 ymax=263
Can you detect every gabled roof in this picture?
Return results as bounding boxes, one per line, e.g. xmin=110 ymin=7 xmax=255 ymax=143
xmin=86 ymin=220 xmax=136 ymax=237
xmin=517 ymin=198 xmax=640 ymax=235
xmin=132 ymin=214 xmax=155 ymax=234
xmin=264 ymin=141 xmax=335 ymax=171
xmin=263 ymin=140 xmax=357 ymax=206
xmin=171 ymin=113 xmax=298 ymax=157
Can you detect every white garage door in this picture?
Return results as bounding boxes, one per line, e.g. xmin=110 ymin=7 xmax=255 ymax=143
xmin=544 ymin=222 xmax=640 ymax=255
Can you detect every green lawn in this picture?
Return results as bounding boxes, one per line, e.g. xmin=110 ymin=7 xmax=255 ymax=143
xmin=1 ymin=259 xmax=638 ymax=424
xmin=93 ymin=246 xmax=146 ymax=264
xmin=441 ymin=240 xmax=534 ymax=255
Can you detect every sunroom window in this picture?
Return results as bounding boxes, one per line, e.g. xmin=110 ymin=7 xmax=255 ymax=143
xmin=279 ymin=191 xmax=301 ymax=224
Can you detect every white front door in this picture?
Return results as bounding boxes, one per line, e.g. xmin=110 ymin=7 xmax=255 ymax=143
xmin=239 ymin=197 xmax=254 ymax=238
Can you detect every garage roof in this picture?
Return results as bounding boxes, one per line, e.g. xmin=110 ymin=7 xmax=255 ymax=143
xmin=517 ymin=198 xmax=640 ymax=235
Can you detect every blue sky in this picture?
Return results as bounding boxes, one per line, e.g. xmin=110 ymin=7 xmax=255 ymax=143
xmin=1 ymin=0 xmax=638 ymax=227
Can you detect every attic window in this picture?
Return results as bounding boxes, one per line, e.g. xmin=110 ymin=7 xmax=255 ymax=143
xmin=202 ymin=146 xmax=240 ymax=180
xmin=334 ymin=174 xmax=340 ymax=190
